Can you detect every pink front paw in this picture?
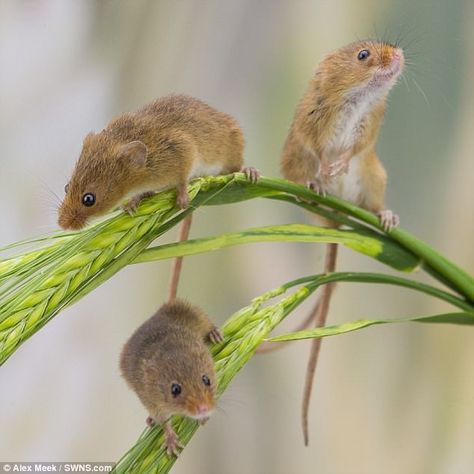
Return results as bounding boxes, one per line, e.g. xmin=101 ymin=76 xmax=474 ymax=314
xmin=208 ymin=327 xmax=224 ymax=344
xmin=241 ymin=166 xmax=261 ymax=183
xmin=329 ymin=158 xmax=350 ymax=177
xmin=146 ymin=416 xmax=156 ymax=427
xmin=377 ymin=209 xmax=400 ymax=232
xmin=122 ymin=191 xmax=155 ymax=215
xmin=164 ymin=423 xmax=183 ymax=457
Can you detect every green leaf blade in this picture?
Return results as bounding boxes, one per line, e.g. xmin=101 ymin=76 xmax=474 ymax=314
xmin=268 ymin=312 xmax=474 ymax=342
xmin=134 ymin=224 xmax=420 ymax=272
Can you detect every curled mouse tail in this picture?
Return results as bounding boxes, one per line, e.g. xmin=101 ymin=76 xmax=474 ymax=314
xmin=168 ymin=214 xmax=193 ymax=302
xmin=302 ymin=242 xmax=338 ymax=446
xmin=255 ymin=298 xmax=321 ymax=354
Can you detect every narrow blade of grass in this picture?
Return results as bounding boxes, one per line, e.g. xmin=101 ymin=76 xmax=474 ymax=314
xmin=268 ymin=312 xmax=474 ymax=342
xmin=134 ymin=224 xmax=420 ymax=272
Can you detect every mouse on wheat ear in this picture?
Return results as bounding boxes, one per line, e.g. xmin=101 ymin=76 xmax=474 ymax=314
xmin=119 ymin=299 xmax=223 ymax=457
xmin=58 ymin=94 xmax=259 ymax=230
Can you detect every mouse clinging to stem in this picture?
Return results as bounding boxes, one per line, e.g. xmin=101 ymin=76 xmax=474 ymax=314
xmin=280 ymin=40 xmax=405 ymax=445
xmin=58 ymin=94 xmax=258 ymax=231
xmin=120 ymin=299 xmax=223 ymax=457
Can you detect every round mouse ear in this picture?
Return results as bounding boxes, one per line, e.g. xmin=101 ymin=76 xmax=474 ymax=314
xmin=118 ymin=141 xmax=148 ymax=168
xmin=83 ymin=131 xmax=96 ymax=144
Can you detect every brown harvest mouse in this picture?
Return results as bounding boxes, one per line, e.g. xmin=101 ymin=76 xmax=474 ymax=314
xmin=58 ymin=94 xmax=259 ymax=230
xmin=120 ymin=299 xmax=223 ymax=456
xmin=280 ymin=40 xmax=404 ymax=445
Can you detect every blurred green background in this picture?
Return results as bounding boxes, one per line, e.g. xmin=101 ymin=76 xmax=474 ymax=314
xmin=0 ymin=1 xmax=473 ymax=473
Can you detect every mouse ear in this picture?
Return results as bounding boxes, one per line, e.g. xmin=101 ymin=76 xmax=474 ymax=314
xmin=83 ymin=131 xmax=95 ymax=144
xmin=118 ymin=141 xmax=148 ymax=168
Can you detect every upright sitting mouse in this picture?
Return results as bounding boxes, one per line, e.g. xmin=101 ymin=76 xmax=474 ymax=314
xmin=280 ymin=40 xmax=404 ymax=444
xmin=120 ymin=299 xmax=223 ymax=456
xmin=58 ymin=94 xmax=258 ymax=230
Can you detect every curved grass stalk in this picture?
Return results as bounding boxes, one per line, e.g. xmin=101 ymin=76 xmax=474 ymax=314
xmin=240 ymin=176 xmax=474 ymax=301
xmin=0 ymin=173 xmax=472 ymax=471
xmin=133 ymin=224 xmax=420 ymax=272
xmin=1 ymin=174 xmax=472 ymax=365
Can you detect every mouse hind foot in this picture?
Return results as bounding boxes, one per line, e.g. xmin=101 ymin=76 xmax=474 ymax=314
xmin=176 ymin=183 xmax=190 ymax=209
xmin=377 ymin=209 xmax=399 ymax=232
xmin=241 ymin=166 xmax=260 ymax=183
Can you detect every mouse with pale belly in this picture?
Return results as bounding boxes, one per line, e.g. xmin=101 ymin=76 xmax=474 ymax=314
xmin=58 ymin=94 xmax=258 ymax=230
xmin=58 ymin=94 xmax=259 ymax=301
xmin=281 ymin=40 xmax=405 ymax=445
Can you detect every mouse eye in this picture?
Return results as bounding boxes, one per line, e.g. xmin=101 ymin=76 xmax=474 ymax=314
xmin=357 ymin=49 xmax=370 ymax=61
xmin=171 ymin=383 xmax=182 ymax=397
xmin=202 ymin=375 xmax=211 ymax=386
xmin=82 ymin=192 xmax=96 ymax=207
xmin=64 ymin=183 xmax=69 ymax=194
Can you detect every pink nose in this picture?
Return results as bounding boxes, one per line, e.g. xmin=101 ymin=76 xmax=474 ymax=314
xmin=392 ymin=50 xmax=403 ymax=61
xmin=196 ymin=404 xmax=209 ymax=415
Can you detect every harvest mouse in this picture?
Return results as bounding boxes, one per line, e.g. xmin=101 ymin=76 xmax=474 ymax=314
xmin=120 ymin=299 xmax=223 ymax=456
xmin=280 ymin=40 xmax=405 ymax=445
xmin=58 ymin=94 xmax=259 ymax=230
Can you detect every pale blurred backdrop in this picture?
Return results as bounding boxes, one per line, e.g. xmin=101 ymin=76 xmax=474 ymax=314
xmin=1 ymin=1 xmax=473 ymax=473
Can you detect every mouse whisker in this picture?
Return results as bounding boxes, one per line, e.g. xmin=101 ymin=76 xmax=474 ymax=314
xmin=408 ymin=74 xmax=430 ymax=105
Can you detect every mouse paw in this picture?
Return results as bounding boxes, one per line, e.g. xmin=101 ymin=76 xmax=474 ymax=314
xmin=306 ymin=180 xmax=327 ymax=197
xmin=377 ymin=209 xmax=400 ymax=232
xmin=146 ymin=416 xmax=156 ymax=427
xmin=329 ymin=158 xmax=350 ymax=177
xmin=122 ymin=191 xmax=155 ymax=215
xmin=164 ymin=423 xmax=183 ymax=457
xmin=176 ymin=189 xmax=189 ymax=209
xmin=208 ymin=327 xmax=224 ymax=345
xmin=241 ymin=166 xmax=260 ymax=183
xmin=122 ymin=198 xmax=140 ymax=215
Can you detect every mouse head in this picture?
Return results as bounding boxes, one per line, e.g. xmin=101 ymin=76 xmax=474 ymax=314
xmin=144 ymin=340 xmax=217 ymax=422
xmin=58 ymin=132 xmax=148 ymax=230
xmin=319 ymin=40 xmax=404 ymax=100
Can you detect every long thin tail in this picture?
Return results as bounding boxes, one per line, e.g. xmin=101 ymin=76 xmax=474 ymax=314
xmin=302 ymin=242 xmax=338 ymax=446
xmin=167 ymin=214 xmax=193 ymax=302
xmin=255 ymin=298 xmax=321 ymax=354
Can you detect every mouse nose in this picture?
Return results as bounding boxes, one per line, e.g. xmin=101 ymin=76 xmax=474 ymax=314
xmin=392 ymin=49 xmax=404 ymax=62
xmin=196 ymin=403 xmax=209 ymax=416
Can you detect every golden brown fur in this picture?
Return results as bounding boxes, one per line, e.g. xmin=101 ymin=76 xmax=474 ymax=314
xmin=281 ymin=40 xmax=404 ymax=212
xmin=58 ymin=95 xmax=244 ymax=230
xmin=280 ymin=40 xmax=404 ymax=446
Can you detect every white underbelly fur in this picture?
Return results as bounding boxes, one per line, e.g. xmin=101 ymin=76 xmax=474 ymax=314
xmin=326 ymin=154 xmax=362 ymax=204
xmin=190 ymin=158 xmax=223 ymax=179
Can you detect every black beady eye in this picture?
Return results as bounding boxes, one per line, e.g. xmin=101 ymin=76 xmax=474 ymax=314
xmin=357 ymin=49 xmax=370 ymax=60
xmin=171 ymin=383 xmax=182 ymax=397
xmin=64 ymin=183 xmax=69 ymax=194
xmin=82 ymin=192 xmax=96 ymax=207
xmin=202 ymin=375 xmax=211 ymax=386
